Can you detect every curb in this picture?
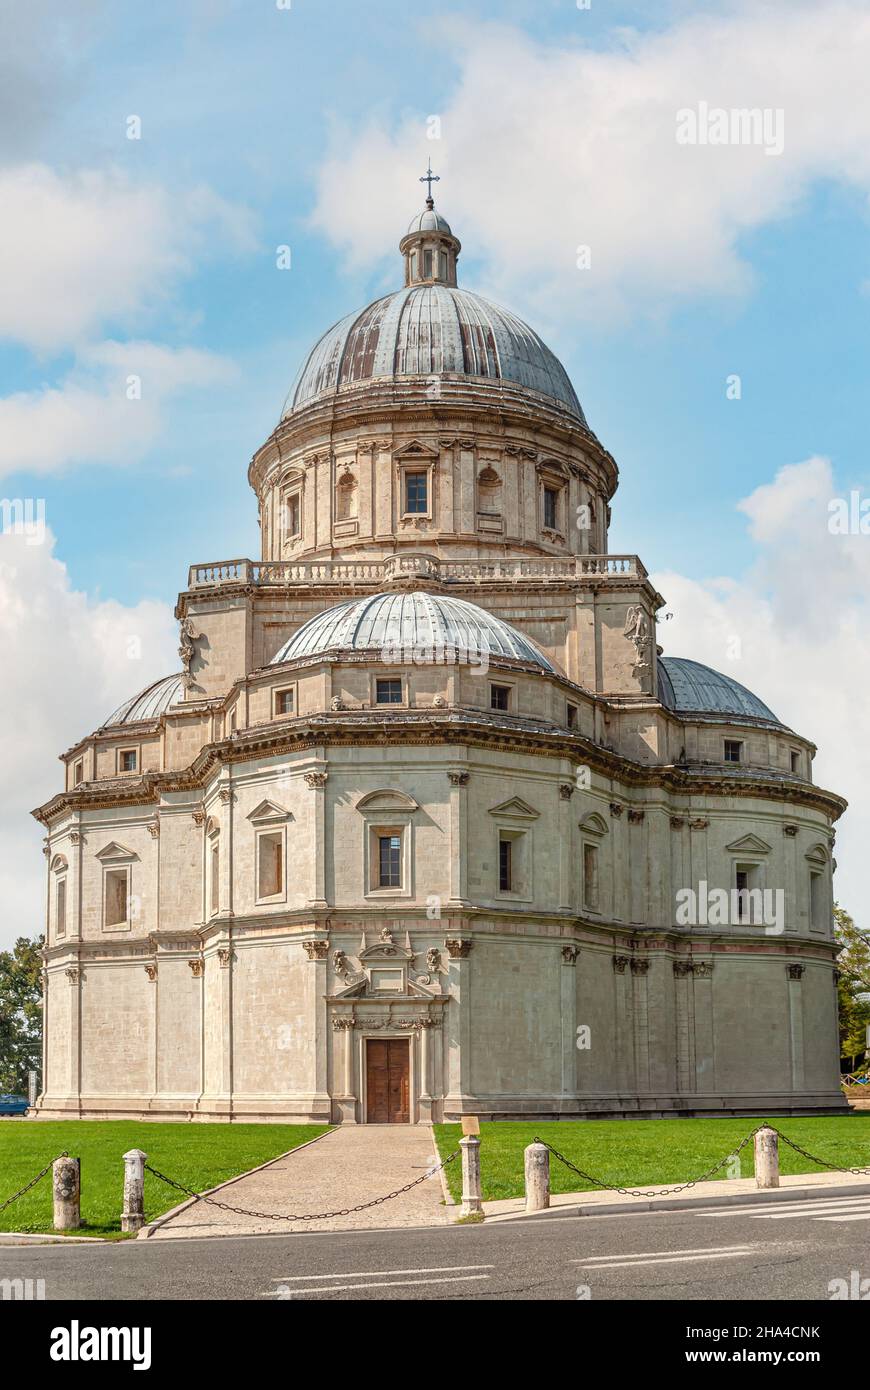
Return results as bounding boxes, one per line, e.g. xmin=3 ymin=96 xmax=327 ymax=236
xmin=484 ymin=1178 xmax=870 ymax=1223
xmin=138 ymin=1127 xmax=335 ymax=1238
xmin=429 ymin=1124 xmax=457 ymax=1214
xmin=0 ymin=1233 xmax=107 ymax=1246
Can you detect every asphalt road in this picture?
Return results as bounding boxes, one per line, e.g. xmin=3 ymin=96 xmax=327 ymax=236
xmin=3 ymin=1188 xmax=870 ymax=1301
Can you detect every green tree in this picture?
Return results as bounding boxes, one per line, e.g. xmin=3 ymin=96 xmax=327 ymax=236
xmin=0 ymin=935 xmax=43 ymax=1093
xmin=834 ymin=906 xmax=870 ymax=1073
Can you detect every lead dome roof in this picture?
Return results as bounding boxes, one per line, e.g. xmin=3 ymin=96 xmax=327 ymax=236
xmin=658 ymin=657 xmax=784 ymax=728
xmin=271 ymin=591 xmax=557 ymax=672
xmin=284 ymin=190 xmax=586 ymax=424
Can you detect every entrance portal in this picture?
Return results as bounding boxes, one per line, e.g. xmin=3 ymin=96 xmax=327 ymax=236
xmin=366 ymin=1038 xmax=410 ymax=1123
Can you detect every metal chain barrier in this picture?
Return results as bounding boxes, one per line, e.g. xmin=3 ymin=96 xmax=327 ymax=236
xmin=0 ymin=1151 xmax=68 ymax=1215
xmin=770 ymin=1126 xmax=870 ymax=1177
xmin=143 ymin=1148 xmax=460 ymax=1223
xmin=537 ymin=1122 xmax=870 ymax=1196
xmin=534 ymin=1128 xmax=761 ymax=1198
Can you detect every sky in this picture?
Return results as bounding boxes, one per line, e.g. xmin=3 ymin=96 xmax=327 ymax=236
xmin=1 ymin=0 xmax=869 ymax=945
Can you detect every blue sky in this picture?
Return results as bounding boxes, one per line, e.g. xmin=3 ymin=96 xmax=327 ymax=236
xmin=2 ymin=0 xmax=870 ymax=939
xmin=5 ymin=0 xmax=868 ymax=601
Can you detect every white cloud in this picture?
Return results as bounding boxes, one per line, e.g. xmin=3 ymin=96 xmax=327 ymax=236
xmin=0 ymin=164 xmax=256 ymax=352
xmin=0 ymin=530 xmax=177 ymax=948
xmin=0 ymin=340 xmax=235 ymax=477
xmin=653 ymin=455 xmax=870 ymax=925
xmin=313 ymin=2 xmax=870 ymax=324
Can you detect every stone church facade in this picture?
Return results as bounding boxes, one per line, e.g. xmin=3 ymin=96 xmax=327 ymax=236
xmin=33 ymin=192 xmax=847 ymax=1123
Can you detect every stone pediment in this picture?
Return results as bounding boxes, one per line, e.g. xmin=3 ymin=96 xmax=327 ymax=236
xmin=355 ymin=789 xmax=418 ymax=813
xmin=359 ymin=940 xmax=414 ymax=964
xmin=247 ymin=799 xmax=293 ymax=824
xmin=805 ymin=843 xmax=828 ymax=864
xmin=331 ymin=978 xmax=436 ymax=1001
xmin=725 ymin=834 xmax=771 ymax=855
xmin=393 ymin=439 xmax=438 ymax=460
xmin=488 ymin=797 xmax=539 ymax=820
xmin=95 ymin=841 xmax=138 ymax=862
xmin=579 ymin=812 xmax=609 ymax=837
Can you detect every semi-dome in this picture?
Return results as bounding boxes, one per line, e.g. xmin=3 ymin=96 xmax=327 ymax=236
xmin=271 ymin=591 xmax=556 ymax=672
xmin=284 ymin=188 xmax=586 ymax=425
xmin=658 ymin=656 xmax=784 ymax=728
xmin=103 ymin=674 xmax=185 ymax=727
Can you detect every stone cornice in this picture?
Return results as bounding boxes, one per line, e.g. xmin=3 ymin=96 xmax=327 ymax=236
xmin=33 ymin=708 xmax=847 ymax=826
xmin=42 ymin=919 xmax=839 ymax=965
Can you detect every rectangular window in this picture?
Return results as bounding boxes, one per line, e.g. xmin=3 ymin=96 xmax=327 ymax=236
xmin=499 ymin=837 xmax=512 ymax=892
xmin=104 ymin=868 xmax=129 ymax=928
xmin=583 ymin=843 xmax=599 ymax=910
xmin=284 ymin=493 xmax=301 ymax=538
xmin=274 ymin=688 xmax=294 ymax=716
xmin=423 ymin=249 xmax=433 ymax=278
xmin=566 ymin=702 xmax=578 ymax=729
xmin=258 ymin=831 xmax=283 ymax=899
xmin=543 ymin=487 xmax=559 ymax=530
xmin=404 ymin=472 xmax=428 ymax=514
xmin=810 ymin=870 xmax=825 ymax=930
xmin=56 ymin=878 xmax=67 ymax=937
xmin=119 ymin=749 xmax=138 ymax=773
xmin=210 ymin=843 xmax=219 ymax=915
xmin=376 ymin=678 xmax=402 ymax=705
xmin=490 ymin=684 xmax=510 ymax=711
xmin=734 ymin=863 xmax=762 ymax=922
xmin=73 ymin=760 xmax=83 ymax=787
xmin=724 ymin=740 xmax=742 ymax=764
xmin=790 ymin=749 xmax=801 ymax=775
xmin=378 ymin=834 xmax=402 ymax=888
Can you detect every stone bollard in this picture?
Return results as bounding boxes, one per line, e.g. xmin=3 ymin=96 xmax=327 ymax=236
xmin=52 ymin=1156 xmax=80 ymax=1230
xmin=524 ymin=1141 xmax=551 ymax=1212
xmin=121 ymin=1149 xmax=148 ymax=1232
xmin=459 ymin=1135 xmax=483 ymax=1217
xmin=754 ymin=1126 xmax=780 ymax=1189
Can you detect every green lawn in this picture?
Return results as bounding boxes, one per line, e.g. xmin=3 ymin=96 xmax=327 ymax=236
xmin=433 ymin=1117 xmax=870 ymax=1204
xmin=0 ymin=1122 xmax=328 ymax=1238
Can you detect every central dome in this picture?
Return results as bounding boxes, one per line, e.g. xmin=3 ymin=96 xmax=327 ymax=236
xmin=271 ymin=591 xmax=557 ymax=671
xmin=284 ymin=193 xmax=586 ymax=424
xmin=285 ymin=286 xmax=585 ymax=422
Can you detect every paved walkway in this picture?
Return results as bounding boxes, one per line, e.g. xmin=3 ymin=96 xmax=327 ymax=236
xmin=145 ymin=1126 xmax=451 ymax=1239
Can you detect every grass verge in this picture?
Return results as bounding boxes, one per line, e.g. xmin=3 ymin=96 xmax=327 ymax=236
xmin=0 ymin=1121 xmax=329 ymax=1238
xmin=432 ymin=1116 xmax=870 ymax=1205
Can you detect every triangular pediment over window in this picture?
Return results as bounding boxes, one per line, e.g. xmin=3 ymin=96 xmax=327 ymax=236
xmin=247 ymin=799 xmax=293 ymax=824
xmin=725 ymin=834 xmax=771 ymax=855
xmin=488 ymin=797 xmax=539 ymax=820
xmin=393 ymin=439 xmax=438 ymax=460
xmin=95 ymin=842 xmax=138 ymax=862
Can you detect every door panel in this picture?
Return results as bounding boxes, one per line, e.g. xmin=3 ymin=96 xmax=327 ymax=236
xmin=366 ymin=1039 xmax=410 ymax=1123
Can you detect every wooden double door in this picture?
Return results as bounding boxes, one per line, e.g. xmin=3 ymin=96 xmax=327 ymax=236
xmin=366 ymin=1039 xmax=410 ymax=1124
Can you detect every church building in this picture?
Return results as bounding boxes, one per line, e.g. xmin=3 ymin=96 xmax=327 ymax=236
xmin=33 ymin=182 xmax=847 ymax=1123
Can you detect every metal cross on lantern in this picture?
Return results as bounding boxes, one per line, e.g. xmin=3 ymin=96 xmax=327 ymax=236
xmin=419 ymin=159 xmax=440 ymax=206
